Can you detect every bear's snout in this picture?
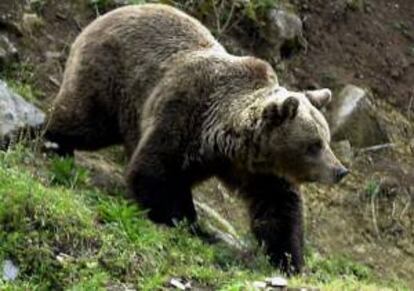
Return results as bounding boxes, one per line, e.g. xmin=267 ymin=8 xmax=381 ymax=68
xmin=334 ymin=167 xmax=349 ymax=183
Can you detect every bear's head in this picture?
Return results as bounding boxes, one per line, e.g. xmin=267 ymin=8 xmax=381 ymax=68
xmin=248 ymin=86 xmax=348 ymax=185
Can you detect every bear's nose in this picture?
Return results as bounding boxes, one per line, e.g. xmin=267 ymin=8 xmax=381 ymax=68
xmin=335 ymin=167 xmax=349 ymax=183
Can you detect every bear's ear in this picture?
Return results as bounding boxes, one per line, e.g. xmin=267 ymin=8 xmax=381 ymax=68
xmin=305 ymin=88 xmax=332 ymax=109
xmin=262 ymin=97 xmax=299 ymax=126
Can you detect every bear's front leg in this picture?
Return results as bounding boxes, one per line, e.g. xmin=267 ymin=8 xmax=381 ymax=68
xmin=125 ymin=128 xmax=197 ymax=226
xmin=242 ymin=175 xmax=304 ymax=274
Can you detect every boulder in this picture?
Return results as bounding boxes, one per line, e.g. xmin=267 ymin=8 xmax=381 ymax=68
xmin=331 ymin=140 xmax=353 ymax=167
xmin=0 ymin=80 xmax=45 ymax=144
xmin=2 ymin=260 xmax=19 ymax=281
xmin=0 ymin=34 xmax=18 ymax=68
xmin=262 ymin=8 xmax=303 ymax=59
xmin=327 ymin=85 xmax=388 ymax=148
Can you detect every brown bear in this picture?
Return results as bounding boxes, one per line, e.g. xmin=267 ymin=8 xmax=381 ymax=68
xmin=44 ymin=4 xmax=348 ymax=274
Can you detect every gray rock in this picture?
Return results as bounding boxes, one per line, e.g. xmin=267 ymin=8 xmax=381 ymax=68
xmin=0 ymin=80 xmax=45 ymax=142
xmin=169 ymin=278 xmax=191 ymax=290
xmin=262 ymin=8 xmax=303 ymax=58
xmin=2 ymin=260 xmax=19 ymax=281
xmin=331 ymin=140 xmax=353 ymax=167
xmin=265 ymin=9 xmax=303 ymax=44
xmin=0 ymin=34 xmax=18 ymax=68
xmin=252 ymin=281 xmax=267 ymax=289
xmin=265 ymin=276 xmax=288 ymax=287
xmin=327 ymin=85 xmax=388 ymax=148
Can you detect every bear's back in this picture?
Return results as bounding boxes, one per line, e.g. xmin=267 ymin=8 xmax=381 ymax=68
xmin=63 ymin=4 xmax=225 ymax=110
xmin=77 ymin=4 xmax=222 ymax=65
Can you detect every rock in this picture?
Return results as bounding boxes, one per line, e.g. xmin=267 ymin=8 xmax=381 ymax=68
xmin=0 ymin=34 xmax=18 ymax=68
xmin=327 ymin=85 xmax=388 ymax=148
xmin=264 ymin=9 xmax=303 ymax=45
xmin=262 ymin=8 xmax=303 ymax=59
xmin=331 ymin=140 xmax=353 ymax=166
xmin=2 ymin=260 xmax=19 ymax=281
xmin=107 ymin=283 xmax=136 ymax=291
xmin=193 ymin=199 xmax=247 ymax=250
xmin=169 ymin=278 xmax=191 ymax=290
xmin=0 ymin=80 xmax=45 ymax=145
xmin=265 ymin=276 xmax=288 ymax=287
xmin=56 ymin=253 xmax=74 ymax=265
xmin=252 ymin=281 xmax=267 ymax=289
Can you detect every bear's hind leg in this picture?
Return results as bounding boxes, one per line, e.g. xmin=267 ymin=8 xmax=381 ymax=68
xmin=126 ymin=126 xmax=197 ymax=226
xmin=242 ymin=175 xmax=304 ymax=274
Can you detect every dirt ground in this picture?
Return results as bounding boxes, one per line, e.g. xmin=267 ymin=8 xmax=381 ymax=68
xmin=287 ymin=0 xmax=414 ymax=119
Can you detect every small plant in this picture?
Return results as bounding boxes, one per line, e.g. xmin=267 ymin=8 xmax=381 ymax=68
xmin=363 ymin=179 xmax=382 ymax=238
xmin=49 ymin=156 xmax=89 ymax=188
xmin=393 ymin=21 xmax=411 ymax=39
xmin=90 ymin=0 xmax=148 ymax=15
xmin=346 ymin=0 xmax=365 ymax=11
xmin=364 ymin=179 xmax=380 ymax=198
xmin=0 ymin=62 xmax=43 ymax=103
xmin=30 ymin=0 xmax=47 ymax=14
xmin=244 ymin=0 xmax=278 ymax=23
xmin=89 ymin=0 xmax=115 ymax=15
xmin=306 ymin=252 xmax=370 ymax=282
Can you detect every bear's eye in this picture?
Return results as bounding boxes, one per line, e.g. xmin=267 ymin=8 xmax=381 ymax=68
xmin=307 ymin=140 xmax=322 ymax=155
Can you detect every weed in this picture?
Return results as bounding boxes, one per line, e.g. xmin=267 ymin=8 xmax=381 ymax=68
xmin=29 ymin=0 xmax=47 ymax=14
xmin=393 ymin=21 xmax=411 ymax=39
xmin=90 ymin=0 xmax=148 ymax=15
xmin=365 ymin=179 xmax=380 ymax=198
xmin=0 ymin=62 xmax=43 ymax=103
xmin=346 ymin=0 xmax=365 ymax=12
xmin=49 ymin=156 xmax=89 ymax=188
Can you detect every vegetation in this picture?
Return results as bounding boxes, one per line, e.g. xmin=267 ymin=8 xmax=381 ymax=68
xmin=0 ymin=145 xmax=408 ymax=290
xmin=0 ymin=63 xmax=43 ymax=104
xmin=89 ymin=0 xmax=281 ymax=36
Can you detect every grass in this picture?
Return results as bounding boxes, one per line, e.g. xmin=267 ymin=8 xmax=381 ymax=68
xmin=0 ymin=145 xmax=409 ymax=290
xmin=0 ymin=63 xmax=43 ymax=104
xmin=88 ymin=0 xmax=281 ymax=37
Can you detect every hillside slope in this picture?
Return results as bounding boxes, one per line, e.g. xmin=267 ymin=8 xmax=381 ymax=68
xmin=0 ymin=147 xmax=407 ymax=290
xmin=0 ymin=0 xmax=413 ymax=289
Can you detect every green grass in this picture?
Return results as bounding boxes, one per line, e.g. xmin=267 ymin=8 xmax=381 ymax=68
xmin=0 ymin=63 xmax=43 ymax=104
xmin=88 ymin=0 xmax=281 ymax=35
xmin=0 ymin=146 xmax=409 ymax=290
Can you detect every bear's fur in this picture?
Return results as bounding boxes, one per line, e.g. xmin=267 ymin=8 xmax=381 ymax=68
xmin=45 ymin=4 xmax=347 ymax=274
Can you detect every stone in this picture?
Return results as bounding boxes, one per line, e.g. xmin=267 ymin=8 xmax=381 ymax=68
xmin=262 ymin=8 xmax=303 ymax=59
xmin=252 ymin=281 xmax=267 ymax=289
xmin=264 ymin=9 xmax=303 ymax=45
xmin=331 ymin=140 xmax=353 ymax=167
xmin=265 ymin=276 xmax=288 ymax=287
xmin=2 ymin=260 xmax=19 ymax=281
xmin=169 ymin=278 xmax=191 ymax=290
xmin=327 ymin=85 xmax=388 ymax=148
xmin=0 ymin=34 xmax=18 ymax=68
xmin=0 ymin=80 xmax=45 ymax=144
